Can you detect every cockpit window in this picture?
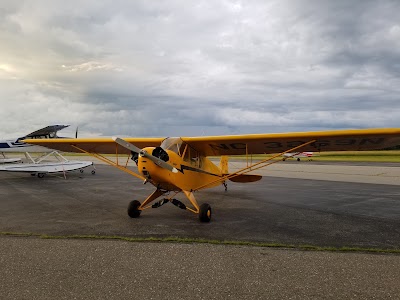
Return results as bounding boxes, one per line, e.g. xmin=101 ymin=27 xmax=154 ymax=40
xmin=161 ymin=137 xmax=203 ymax=168
xmin=160 ymin=137 xmax=184 ymax=155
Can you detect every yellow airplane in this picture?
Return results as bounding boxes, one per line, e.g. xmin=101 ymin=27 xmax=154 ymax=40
xmin=25 ymin=128 xmax=400 ymax=222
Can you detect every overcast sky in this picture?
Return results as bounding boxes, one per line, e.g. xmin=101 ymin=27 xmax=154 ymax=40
xmin=1 ymin=0 xmax=399 ymax=139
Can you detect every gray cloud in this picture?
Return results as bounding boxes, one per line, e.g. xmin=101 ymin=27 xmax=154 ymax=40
xmin=0 ymin=0 xmax=399 ymax=139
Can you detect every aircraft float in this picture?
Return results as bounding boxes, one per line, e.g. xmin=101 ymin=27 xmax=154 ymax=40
xmin=0 ymin=125 xmax=94 ymax=178
xmin=25 ymin=128 xmax=400 ymax=222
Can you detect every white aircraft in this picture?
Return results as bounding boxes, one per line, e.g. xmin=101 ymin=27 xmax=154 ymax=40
xmin=0 ymin=125 xmax=95 ymax=178
xmin=282 ymin=151 xmax=317 ymax=161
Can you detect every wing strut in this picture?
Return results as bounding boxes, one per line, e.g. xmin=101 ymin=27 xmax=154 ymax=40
xmin=194 ymin=139 xmax=317 ymax=191
xmin=70 ymin=145 xmax=146 ymax=181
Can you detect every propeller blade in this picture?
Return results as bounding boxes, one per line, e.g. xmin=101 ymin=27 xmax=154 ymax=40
xmin=75 ymin=126 xmax=79 ymax=139
xmin=112 ymin=137 xmax=142 ymax=153
xmin=112 ymin=137 xmax=178 ymax=173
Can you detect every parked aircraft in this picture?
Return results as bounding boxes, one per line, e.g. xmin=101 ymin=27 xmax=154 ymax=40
xmin=25 ymin=128 xmax=400 ymax=221
xmin=282 ymin=151 xmax=316 ymax=161
xmin=0 ymin=125 xmax=69 ymax=155
xmin=0 ymin=125 xmax=94 ymax=178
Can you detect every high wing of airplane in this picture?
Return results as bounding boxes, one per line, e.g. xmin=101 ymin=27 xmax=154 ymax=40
xmin=0 ymin=125 xmax=70 ymax=154
xmin=24 ymin=128 xmax=400 ymax=222
xmin=0 ymin=125 xmax=69 ymax=163
xmin=0 ymin=125 xmax=95 ymax=178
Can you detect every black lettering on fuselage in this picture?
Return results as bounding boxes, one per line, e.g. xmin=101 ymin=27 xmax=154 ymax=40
xmin=312 ymin=140 xmax=330 ymax=148
xmin=209 ymin=137 xmax=386 ymax=152
xmin=209 ymin=143 xmax=230 ymax=151
xmin=335 ymin=139 xmax=356 ymax=146
xmin=360 ymin=138 xmax=385 ymax=145
xmin=287 ymin=141 xmax=306 ymax=148
xmin=208 ymin=143 xmax=247 ymax=153
xmin=264 ymin=142 xmax=283 ymax=149
xmin=230 ymin=143 xmax=246 ymax=150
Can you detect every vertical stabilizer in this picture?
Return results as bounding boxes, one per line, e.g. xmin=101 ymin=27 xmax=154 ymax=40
xmin=220 ymin=156 xmax=229 ymax=175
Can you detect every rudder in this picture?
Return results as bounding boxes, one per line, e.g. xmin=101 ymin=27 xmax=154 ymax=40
xmin=219 ymin=155 xmax=229 ymax=175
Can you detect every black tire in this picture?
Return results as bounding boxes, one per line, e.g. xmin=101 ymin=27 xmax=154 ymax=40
xmin=80 ymin=169 xmax=84 ymax=173
xmin=297 ymin=158 xmax=300 ymax=161
xmin=127 ymin=200 xmax=141 ymax=218
xmin=91 ymin=170 xmax=96 ymax=175
xmin=199 ymin=203 xmax=212 ymax=222
xmin=37 ymin=173 xmax=45 ymax=178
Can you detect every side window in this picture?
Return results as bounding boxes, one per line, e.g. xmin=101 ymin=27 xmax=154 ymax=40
xmin=183 ymin=146 xmax=201 ymax=168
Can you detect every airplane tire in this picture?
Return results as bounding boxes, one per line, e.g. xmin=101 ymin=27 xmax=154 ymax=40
xmin=37 ymin=173 xmax=45 ymax=178
xmin=91 ymin=170 xmax=96 ymax=175
xmin=199 ymin=203 xmax=212 ymax=222
xmin=80 ymin=169 xmax=84 ymax=173
xmin=127 ymin=200 xmax=141 ymax=218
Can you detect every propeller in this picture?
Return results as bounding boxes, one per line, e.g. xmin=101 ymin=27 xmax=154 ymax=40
xmin=112 ymin=137 xmax=178 ymax=173
xmin=75 ymin=126 xmax=79 ymax=139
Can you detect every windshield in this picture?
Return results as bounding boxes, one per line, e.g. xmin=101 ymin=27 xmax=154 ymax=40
xmin=160 ymin=137 xmax=184 ymax=155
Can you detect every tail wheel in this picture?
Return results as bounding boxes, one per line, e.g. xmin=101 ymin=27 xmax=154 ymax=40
xmin=199 ymin=203 xmax=212 ymax=222
xmin=127 ymin=200 xmax=141 ymax=218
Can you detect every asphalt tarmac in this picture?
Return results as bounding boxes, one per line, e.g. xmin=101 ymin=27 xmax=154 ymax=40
xmin=1 ymin=162 xmax=399 ymax=248
xmin=1 ymin=160 xmax=400 ymax=299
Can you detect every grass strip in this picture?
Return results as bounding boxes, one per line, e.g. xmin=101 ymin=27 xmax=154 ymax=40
xmin=1 ymin=231 xmax=399 ymax=254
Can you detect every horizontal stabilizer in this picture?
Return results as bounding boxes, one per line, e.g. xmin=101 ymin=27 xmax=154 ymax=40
xmin=228 ymin=174 xmax=262 ymax=183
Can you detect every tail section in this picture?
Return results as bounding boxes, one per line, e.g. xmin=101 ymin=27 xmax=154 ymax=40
xmin=219 ymin=155 xmax=262 ymax=183
xmin=219 ymin=156 xmax=229 ymax=175
xmin=228 ymin=174 xmax=262 ymax=183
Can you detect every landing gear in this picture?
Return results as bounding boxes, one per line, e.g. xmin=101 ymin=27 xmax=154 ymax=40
xmin=128 ymin=190 xmax=212 ymax=222
xmin=199 ymin=203 xmax=212 ymax=222
xmin=127 ymin=200 xmax=141 ymax=218
xmin=37 ymin=173 xmax=45 ymax=178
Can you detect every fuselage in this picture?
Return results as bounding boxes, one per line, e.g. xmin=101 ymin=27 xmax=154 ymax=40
xmin=138 ymin=147 xmax=223 ymax=191
xmin=0 ymin=140 xmax=52 ymax=153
